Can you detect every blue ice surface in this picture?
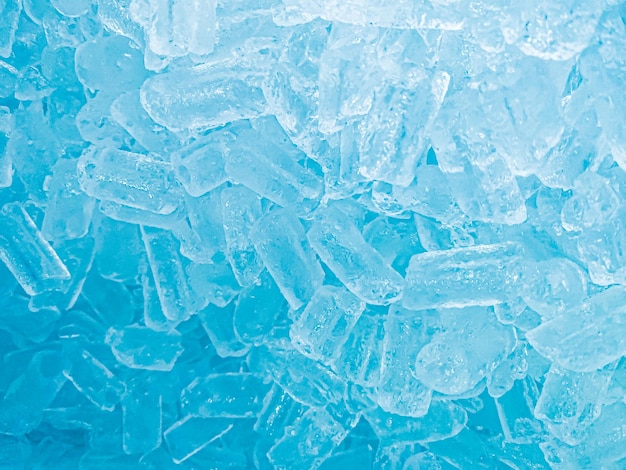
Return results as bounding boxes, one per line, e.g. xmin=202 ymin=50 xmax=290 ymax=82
xmin=1 ymin=0 xmax=626 ymax=468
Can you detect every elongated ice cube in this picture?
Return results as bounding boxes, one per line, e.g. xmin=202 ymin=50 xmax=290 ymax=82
xmin=130 ymin=0 xmax=218 ymax=57
xmin=0 ymin=349 xmax=67 ymax=436
xmin=164 ymin=416 xmax=233 ymax=464
xmin=534 ymin=365 xmax=614 ymax=446
xmin=307 ymin=206 xmax=404 ymax=305
xmin=268 ymin=407 xmax=348 ymax=470
xmin=250 ymin=209 xmax=324 ymax=310
xmin=224 ymin=117 xmax=323 ymax=216
xmin=179 ymin=190 xmax=226 ymax=264
xmin=220 ymin=185 xmax=264 ymax=286
xmin=141 ymin=226 xmax=198 ymax=323
xmin=62 ymin=345 xmax=126 ymax=411
xmin=121 ymin=375 xmax=162 ymax=455
xmin=181 ymin=373 xmax=269 ymax=419
xmin=290 ymin=285 xmax=365 ymax=363
xmin=105 ymin=325 xmax=183 ymax=371
xmin=376 ymin=305 xmax=433 ymax=417
xmin=94 ymin=217 xmax=143 ymax=283
xmin=358 ymin=73 xmax=449 ymax=186
xmin=140 ymin=70 xmax=265 ymax=132
xmin=141 ymin=265 xmax=180 ymax=332
xmin=0 ymin=202 xmax=70 ymax=295
xmin=331 ymin=310 xmax=385 ymax=387
xmin=0 ymin=135 xmax=11 ymax=190
xmin=99 ymin=200 xmax=184 ymax=230
xmin=0 ymin=0 xmax=21 ymax=58
xmin=403 ymin=242 xmax=524 ymax=310
xmin=78 ymin=147 xmax=182 ymax=215
xmin=42 ymin=158 xmax=95 ymax=241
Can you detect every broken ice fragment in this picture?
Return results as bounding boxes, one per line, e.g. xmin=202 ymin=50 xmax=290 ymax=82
xmin=197 ymin=302 xmax=250 ymax=358
xmin=29 ymin=235 xmax=96 ymax=313
xmin=501 ymin=1 xmax=604 ymax=60
xmin=62 ymin=345 xmax=126 ymax=411
xmin=82 ymin=270 xmax=134 ymax=328
xmin=250 ymin=209 xmax=325 ymax=310
xmin=246 ymin=343 xmax=345 ymax=408
xmin=0 ymin=349 xmax=67 ymax=436
xmin=105 ymin=325 xmax=184 ymax=371
xmin=181 ymin=373 xmax=268 ymax=419
xmin=0 ymin=202 xmax=70 ymax=295
xmin=163 ymin=416 xmax=233 ymax=464
xmin=0 ymin=62 xmax=18 ymax=98
xmin=527 ymin=286 xmax=626 ymax=372
xmin=403 ymin=242 xmax=524 ymax=310
xmin=414 ymin=307 xmax=516 ymax=396
xmin=521 ymin=257 xmax=587 ymax=320
xmin=496 ymin=376 xmax=545 ymax=445
xmin=534 ymin=364 xmax=614 ymax=445
xmin=307 ymin=206 xmax=405 ymax=305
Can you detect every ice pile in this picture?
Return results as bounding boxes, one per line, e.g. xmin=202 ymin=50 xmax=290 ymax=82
xmin=2 ymin=0 xmax=626 ymax=468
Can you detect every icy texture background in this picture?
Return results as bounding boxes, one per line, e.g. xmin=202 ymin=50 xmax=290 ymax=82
xmin=1 ymin=0 xmax=626 ymax=468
